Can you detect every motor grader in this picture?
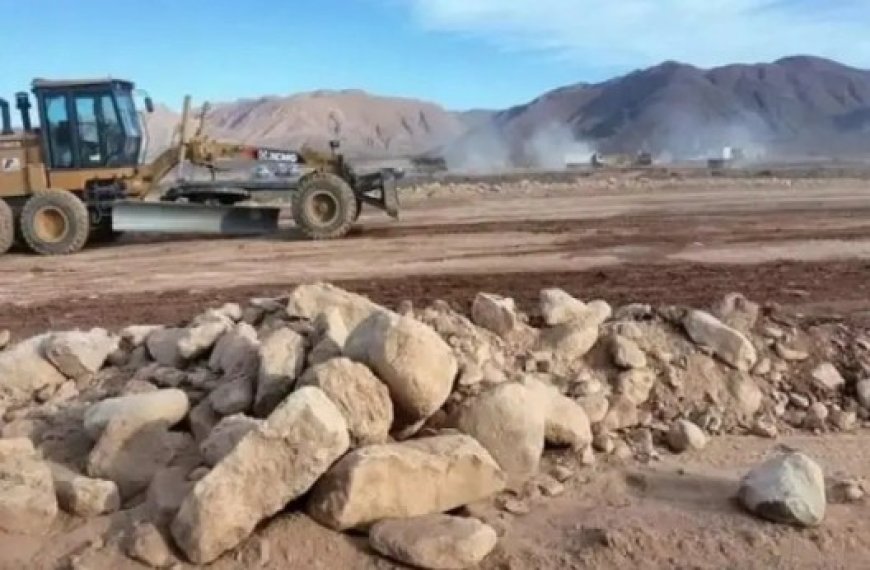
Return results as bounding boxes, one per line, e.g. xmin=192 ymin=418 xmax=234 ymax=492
xmin=0 ymin=78 xmax=399 ymax=255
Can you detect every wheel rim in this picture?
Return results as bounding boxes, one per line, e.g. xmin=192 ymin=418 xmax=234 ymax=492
xmin=305 ymin=191 xmax=340 ymax=227
xmin=33 ymin=206 xmax=70 ymax=243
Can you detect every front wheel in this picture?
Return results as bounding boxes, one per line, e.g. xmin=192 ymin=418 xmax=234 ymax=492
xmin=0 ymin=200 xmax=13 ymax=255
xmin=20 ymin=190 xmax=90 ymax=255
xmin=292 ymin=173 xmax=358 ymax=240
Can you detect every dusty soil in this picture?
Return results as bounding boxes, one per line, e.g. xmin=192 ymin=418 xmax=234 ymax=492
xmin=2 ymin=174 xmax=870 ymax=569
xmin=4 ymin=433 xmax=868 ymax=570
xmin=3 ymin=176 xmax=870 ymax=337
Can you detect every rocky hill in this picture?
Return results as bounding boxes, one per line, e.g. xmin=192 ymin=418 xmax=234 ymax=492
xmin=144 ymin=57 xmax=870 ymax=168
xmin=144 ymin=90 xmax=468 ymax=159
xmin=448 ymin=56 xmax=870 ymax=168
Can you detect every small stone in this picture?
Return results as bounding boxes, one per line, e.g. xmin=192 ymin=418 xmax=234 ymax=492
xmin=667 ymin=419 xmax=708 ymax=453
xmin=616 ymin=369 xmax=656 ymax=405
xmin=811 ymin=363 xmax=846 ymax=391
xmin=857 ymin=379 xmax=870 ymax=409
xmin=611 ymin=336 xmax=647 ymax=369
xmin=751 ymin=417 xmax=779 ymax=439
xmin=804 ymin=402 xmax=829 ymax=429
xmin=369 ymin=515 xmax=498 ymax=570
xmin=612 ymin=440 xmax=633 ymax=460
xmin=127 ymin=522 xmax=172 ymax=568
xmin=580 ymin=445 xmax=596 ymax=466
xmin=593 ymin=433 xmax=615 ymax=454
xmin=775 ymin=342 xmax=809 ymax=362
xmin=752 ymin=358 xmax=772 ymax=376
xmin=187 ymin=467 xmax=209 ymax=482
xmin=761 ymin=324 xmax=785 ymax=339
xmin=789 ymin=393 xmax=811 ymax=410
xmin=497 ymin=496 xmax=530 ymax=515
xmin=576 ymin=394 xmax=609 ymax=424
xmin=830 ymin=409 xmax=857 ymax=432
xmin=51 ymin=464 xmax=120 ymax=517
xmin=536 ymin=475 xmax=565 ymax=497
xmin=551 ymin=465 xmax=574 ymax=482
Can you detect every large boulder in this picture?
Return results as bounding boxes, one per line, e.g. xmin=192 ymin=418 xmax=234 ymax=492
xmin=83 ymin=389 xmax=190 ymax=439
xmin=308 ymin=434 xmax=505 ymax=531
xmin=611 ymin=335 xmax=647 ymax=370
xmin=306 ymin=307 xmax=348 ymax=366
xmin=209 ymin=323 xmax=260 ymax=376
xmin=418 ymin=304 xmax=508 ymax=388
xmin=369 ymin=515 xmax=498 ymax=570
xmin=811 ymin=363 xmax=846 ymax=392
xmin=0 ymin=334 xmax=67 ymax=405
xmin=146 ymin=328 xmax=187 ymax=368
xmin=199 ymin=414 xmax=263 ymax=467
xmin=712 ymin=293 xmax=760 ymax=334
xmin=177 ymin=319 xmax=231 ymax=360
xmin=540 ymin=288 xmax=588 ymax=326
xmin=522 ymin=378 xmax=592 ymax=450
xmin=51 ymin=463 xmax=120 ymax=517
xmin=297 ymin=357 xmax=393 ymax=446
xmin=471 ymin=293 xmax=523 ymax=339
xmin=287 ymin=282 xmax=388 ymax=331
xmin=537 ymin=321 xmax=599 ymax=365
xmin=455 ymin=382 xmax=545 ymax=486
xmin=87 ymin=418 xmax=192 ymax=499
xmin=253 ymin=328 xmax=306 ymax=417
xmin=171 ymin=387 xmax=349 ymax=564
xmin=209 ymin=375 xmax=254 ymax=416
xmin=0 ymin=439 xmax=58 ymax=534
xmin=43 ymin=329 xmax=118 ymax=381
xmin=345 ymin=313 xmax=457 ymax=423
xmin=146 ymin=467 xmax=194 ymax=527
xmin=189 ymin=399 xmax=220 ymax=443
xmin=682 ymin=310 xmax=757 ymax=371
xmin=738 ymin=452 xmax=826 ymax=527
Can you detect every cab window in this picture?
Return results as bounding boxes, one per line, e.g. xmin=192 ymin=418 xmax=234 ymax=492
xmin=75 ymin=95 xmax=102 ymax=166
xmin=45 ymin=95 xmax=73 ymax=168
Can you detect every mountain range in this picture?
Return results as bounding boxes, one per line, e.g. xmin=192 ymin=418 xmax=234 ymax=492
xmin=145 ymin=56 xmax=870 ymax=168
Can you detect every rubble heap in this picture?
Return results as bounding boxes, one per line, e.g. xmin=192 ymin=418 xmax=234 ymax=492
xmin=0 ymin=283 xmax=868 ymax=567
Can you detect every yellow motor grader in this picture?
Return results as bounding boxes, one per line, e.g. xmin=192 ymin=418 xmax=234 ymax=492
xmin=0 ymin=78 xmax=399 ymax=255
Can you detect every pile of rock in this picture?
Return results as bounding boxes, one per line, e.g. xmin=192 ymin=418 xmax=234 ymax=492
xmin=0 ymin=283 xmax=867 ymax=567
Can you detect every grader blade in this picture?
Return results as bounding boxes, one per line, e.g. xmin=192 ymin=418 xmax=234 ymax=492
xmin=111 ymin=201 xmax=280 ymax=235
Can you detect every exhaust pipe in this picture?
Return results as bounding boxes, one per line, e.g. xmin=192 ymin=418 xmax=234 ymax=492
xmin=15 ymin=92 xmax=32 ymax=132
xmin=0 ymin=99 xmax=11 ymax=135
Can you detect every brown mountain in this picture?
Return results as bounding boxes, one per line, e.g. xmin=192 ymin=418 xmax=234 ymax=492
xmin=143 ymin=90 xmax=466 ymax=160
xmin=448 ymin=56 xmax=870 ymax=167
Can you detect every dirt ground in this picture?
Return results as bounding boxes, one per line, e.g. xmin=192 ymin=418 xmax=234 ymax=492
xmin=2 ymin=173 xmax=870 ymax=569
xmin=3 ymin=176 xmax=870 ymax=337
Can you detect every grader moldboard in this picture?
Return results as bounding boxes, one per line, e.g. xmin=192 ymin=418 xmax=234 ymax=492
xmin=0 ymin=78 xmax=400 ymax=256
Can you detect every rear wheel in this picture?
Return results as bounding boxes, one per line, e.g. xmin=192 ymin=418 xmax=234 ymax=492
xmin=0 ymin=200 xmax=13 ymax=255
xmin=20 ymin=190 xmax=90 ymax=255
xmin=292 ymin=172 xmax=358 ymax=239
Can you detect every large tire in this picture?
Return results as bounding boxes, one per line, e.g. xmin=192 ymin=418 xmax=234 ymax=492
xmin=20 ymin=190 xmax=90 ymax=255
xmin=0 ymin=200 xmax=13 ymax=255
xmin=292 ymin=172 xmax=358 ymax=240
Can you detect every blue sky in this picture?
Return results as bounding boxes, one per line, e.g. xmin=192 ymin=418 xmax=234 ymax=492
xmin=1 ymin=0 xmax=868 ymax=111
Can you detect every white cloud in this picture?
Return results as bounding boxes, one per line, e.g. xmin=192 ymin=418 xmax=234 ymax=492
xmin=398 ymin=0 xmax=870 ymax=70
